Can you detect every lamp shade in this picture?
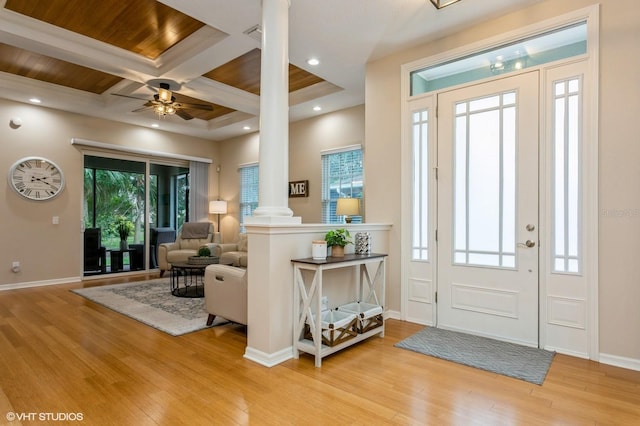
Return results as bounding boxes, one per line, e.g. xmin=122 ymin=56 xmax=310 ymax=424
xmin=209 ymin=200 xmax=228 ymax=214
xmin=336 ymin=198 xmax=360 ymax=216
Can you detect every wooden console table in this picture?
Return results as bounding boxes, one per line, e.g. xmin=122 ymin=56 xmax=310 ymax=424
xmin=291 ymin=253 xmax=387 ymax=367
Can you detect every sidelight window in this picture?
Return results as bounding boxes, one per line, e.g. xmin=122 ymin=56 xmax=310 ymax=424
xmin=412 ymin=109 xmax=430 ymax=260
xmin=552 ymin=77 xmax=582 ymax=274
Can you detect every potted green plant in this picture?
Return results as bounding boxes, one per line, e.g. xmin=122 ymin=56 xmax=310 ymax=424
xmin=189 ymin=245 xmax=216 ymax=265
xmin=324 ymin=228 xmax=352 ymax=257
xmin=198 ymin=246 xmax=211 ymax=257
xmin=116 ymin=217 xmax=134 ymax=250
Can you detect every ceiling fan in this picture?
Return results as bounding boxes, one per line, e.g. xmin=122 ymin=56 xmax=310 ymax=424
xmin=112 ymin=81 xmax=213 ymax=120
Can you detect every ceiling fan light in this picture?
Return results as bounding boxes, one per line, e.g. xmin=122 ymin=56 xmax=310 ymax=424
xmin=154 ymin=105 xmax=166 ymax=116
xmin=157 ymin=87 xmax=173 ymax=103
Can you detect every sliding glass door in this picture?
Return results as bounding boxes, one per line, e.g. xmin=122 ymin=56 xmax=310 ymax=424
xmin=83 ymin=155 xmax=189 ymax=276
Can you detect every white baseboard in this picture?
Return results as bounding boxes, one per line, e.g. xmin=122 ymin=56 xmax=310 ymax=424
xmin=0 ymin=276 xmax=80 ymax=291
xmin=385 ymin=309 xmax=401 ymax=320
xmin=244 ymin=345 xmax=293 ymax=367
xmin=599 ymin=352 xmax=640 ymax=372
xmin=544 ymin=345 xmax=589 ymax=360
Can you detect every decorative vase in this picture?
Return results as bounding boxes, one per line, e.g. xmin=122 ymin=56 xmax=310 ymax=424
xmin=331 ymin=245 xmax=345 ymax=257
xmin=119 ymin=240 xmax=128 ymax=251
xmin=355 ymin=232 xmax=371 ymax=255
xmin=312 ymin=240 xmax=327 ymax=260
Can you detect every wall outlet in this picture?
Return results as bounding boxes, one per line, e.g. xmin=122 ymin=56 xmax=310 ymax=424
xmin=11 ymin=261 xmax=20 ymax=273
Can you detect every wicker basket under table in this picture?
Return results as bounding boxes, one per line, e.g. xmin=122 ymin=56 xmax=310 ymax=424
xmin=304 ymin=310 xmax=358 ymax=347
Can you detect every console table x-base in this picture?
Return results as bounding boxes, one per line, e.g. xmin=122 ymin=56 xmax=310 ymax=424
xmin=291 ymin=253 xmax=387 ymax=367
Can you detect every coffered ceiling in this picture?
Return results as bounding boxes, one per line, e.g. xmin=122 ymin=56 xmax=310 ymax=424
xmin=0 ymin=0 xmax=540 ymax=141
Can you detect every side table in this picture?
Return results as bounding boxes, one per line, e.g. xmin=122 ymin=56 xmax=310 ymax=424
xmin=292 ymin=253 xmax=387 ymax=367
xmin=170 ymin=258 xmax=219 ymax=298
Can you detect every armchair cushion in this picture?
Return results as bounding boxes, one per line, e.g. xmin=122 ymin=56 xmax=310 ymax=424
xmin=237 ymin=233 xmax=248 ymax=251
xmin=204 ymin=264 xmax=247 ymax=325
xmin=206 ymin=233 xmax=247 ymax=268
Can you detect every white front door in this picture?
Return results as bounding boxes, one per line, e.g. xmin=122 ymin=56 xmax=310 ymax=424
xmin=437 ymin=72 xmax=540 ymax=346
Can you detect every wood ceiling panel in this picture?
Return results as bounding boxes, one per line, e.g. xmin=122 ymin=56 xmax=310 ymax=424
xmin=0 ymin=43 xmax=123 ymax=94
xmin=203 ymin=48 xmax=326 ymax=95
xmin=4 ymin=0 xmax=205 ymax=59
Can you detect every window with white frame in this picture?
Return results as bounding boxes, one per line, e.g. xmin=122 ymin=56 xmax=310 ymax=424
xmin=321 ymin=146 xmax=363 ymax=223
xmin=239 ymin=163 xmax=259 ymax=231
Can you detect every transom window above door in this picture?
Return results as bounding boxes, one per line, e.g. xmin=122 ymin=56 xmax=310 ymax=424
xmin=410 ymin=21 xmax=587 ymax=95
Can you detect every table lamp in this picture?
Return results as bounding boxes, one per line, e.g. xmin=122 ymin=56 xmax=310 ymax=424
xmin=336 ymin=197 xmax=360 ymax=223
xmin=209 ymin=200 xmax=228 ymax=231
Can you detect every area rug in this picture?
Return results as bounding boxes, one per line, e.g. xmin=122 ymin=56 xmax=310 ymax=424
xmin=395 ymin=327 xmax=555 ymax=385
xmin=72 ymin=278 xmax=229 ymax=336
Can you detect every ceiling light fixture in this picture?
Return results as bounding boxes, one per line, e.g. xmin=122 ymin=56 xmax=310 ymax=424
xmin=152 ymin=83 xmax=178 ymax=118
xmin=307 ymin=58 xmax=320 ymax=66
xmin=313 ymin=106 xmax=322 ymax=112
xmin=243 ymin=125 xmax=251 ymax=130
xmin=29 ymin=98 xmax=41 ymax=104
xmin=429 ymin=0 xmax=462 ymax=9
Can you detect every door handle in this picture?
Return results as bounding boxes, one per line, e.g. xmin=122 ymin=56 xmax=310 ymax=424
xmin=518 ymin=240 xmax=536 ymax=248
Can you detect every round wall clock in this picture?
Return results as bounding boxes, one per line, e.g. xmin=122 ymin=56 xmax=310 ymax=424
xmin=8 ymin=156 xmax=65 ymax=201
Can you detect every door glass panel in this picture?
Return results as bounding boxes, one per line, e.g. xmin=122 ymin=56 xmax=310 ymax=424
xmin=453 ymin=91 xmax=517 ymax=268
xmin=83 ymin=156 xmax=146 ymax=275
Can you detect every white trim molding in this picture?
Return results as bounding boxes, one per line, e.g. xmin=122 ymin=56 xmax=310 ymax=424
xmin=71 ymin=137 xmax=213 ymax=164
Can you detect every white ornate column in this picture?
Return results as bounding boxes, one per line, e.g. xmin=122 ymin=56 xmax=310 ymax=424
xmin=243 ymin=0 xmax=301 ymax=368
xmin=249 ymin=0 xmax=297 ymax=221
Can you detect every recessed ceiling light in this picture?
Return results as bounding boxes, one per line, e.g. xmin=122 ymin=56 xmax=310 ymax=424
xmin=307 ymin=58 xmax=320 ymax=66
xmin=243 ymin=125 xmax=251 ymax=130
xmin=313 ymin=106 xmax=322 ymax=112
xmin=151 ymin=123 xmax=159 ymax=128
xmin=29 ymin=98 xmax=41 ymax=104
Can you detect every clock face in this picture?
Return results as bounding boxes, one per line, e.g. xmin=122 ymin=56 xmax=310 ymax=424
xmin=8 ymin=157 xmax=65 ymax=201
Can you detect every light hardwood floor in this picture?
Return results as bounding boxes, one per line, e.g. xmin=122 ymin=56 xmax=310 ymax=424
xmin=0 ymin=274 xmax=639 ymax=425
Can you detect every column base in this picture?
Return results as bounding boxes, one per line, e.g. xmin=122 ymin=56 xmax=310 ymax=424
xmin=251 ymin=205 xmax=295 ymax=218
xmin=244 ymin=215 xmax=302 ymax=225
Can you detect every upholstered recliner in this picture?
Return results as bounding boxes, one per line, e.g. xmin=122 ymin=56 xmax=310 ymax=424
xmin=158 ymin=222 xmax=220 ymax=276
xmin=206 ymin=233 xmax=248 ymax=267
xmin=204 ymin=264 xmax=247 ymax=326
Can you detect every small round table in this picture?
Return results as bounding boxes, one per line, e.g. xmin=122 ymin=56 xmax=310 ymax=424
xmin=170 ymin=258 xmax=218 ymax=298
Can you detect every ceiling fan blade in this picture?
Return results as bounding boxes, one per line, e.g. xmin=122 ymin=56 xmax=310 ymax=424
xmin=175 ymin=109 xmax=194 ymax=120
xmin=176 ymin=102 xmax=214 ymax=111
xmin=131 ymin=104 xmax=153 ymax=113
xmin=112 ymin=93 xmax=151 ymax=102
